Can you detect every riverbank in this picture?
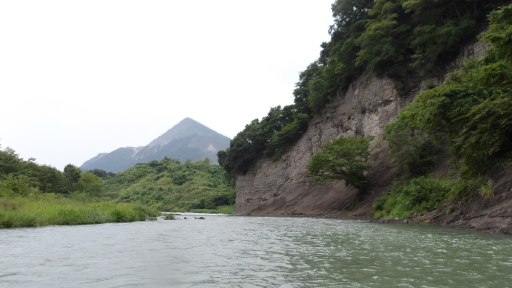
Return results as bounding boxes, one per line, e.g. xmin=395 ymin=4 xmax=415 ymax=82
xmin=0 ymin=194 xmax=161 ymax=228
xmin=241 ymin=192 xmax=512 ymax=236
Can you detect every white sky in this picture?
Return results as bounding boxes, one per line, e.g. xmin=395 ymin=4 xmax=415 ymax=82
xmin=0 ymin=0 xmax=334 ymax=171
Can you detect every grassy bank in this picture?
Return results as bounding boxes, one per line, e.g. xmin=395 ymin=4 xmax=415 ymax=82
xmin=0 ymin=194 xmax=161 ymax=228
xmin=188 ymin=205 xmax=234 ymax=214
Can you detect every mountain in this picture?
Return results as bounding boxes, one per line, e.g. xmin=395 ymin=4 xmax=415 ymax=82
xmin=80 ymin=118 xmax=230 ymax=173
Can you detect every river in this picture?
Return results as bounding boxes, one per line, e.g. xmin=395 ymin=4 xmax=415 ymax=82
xmin=1 ymin=214 xmax=511 ymax=287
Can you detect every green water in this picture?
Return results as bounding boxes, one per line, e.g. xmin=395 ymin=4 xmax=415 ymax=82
xmin=1 ymin=214 xmax=510 ymax=287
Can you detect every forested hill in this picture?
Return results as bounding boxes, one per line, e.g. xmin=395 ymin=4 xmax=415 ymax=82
xmin=218 ymin=0 xmax=509 ymax=177
xmin=219 ymin=1 xmax=512 ymax=233
xmin=102 ymin=157 xmax=236 ymax=213
xmin=81 ymin=118 xmax=230 ymax=173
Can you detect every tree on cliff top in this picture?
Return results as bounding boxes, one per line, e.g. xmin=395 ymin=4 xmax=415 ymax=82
xmin=307 ymin=136 xmax=373 ymax=192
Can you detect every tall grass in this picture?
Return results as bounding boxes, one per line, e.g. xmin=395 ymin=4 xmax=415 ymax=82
xmin=188 ymin=205 xmax=234 ymax=214
xmin=0 ymin=194 xmax=161 ymax=228
xmin=216 ymin=205 xmax=234 ymax=214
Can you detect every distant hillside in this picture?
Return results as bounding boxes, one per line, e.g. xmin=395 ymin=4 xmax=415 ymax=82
xmin=103 ymin=157 xmax=236 ymax=213
xmin=80 ymin=118 xmax=230 ymax=172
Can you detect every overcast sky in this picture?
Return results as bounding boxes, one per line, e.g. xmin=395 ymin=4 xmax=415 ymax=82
xmin=1 ymin=0 xmax=334 ymax=171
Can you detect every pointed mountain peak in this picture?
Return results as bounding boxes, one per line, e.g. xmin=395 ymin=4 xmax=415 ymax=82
xmin=147 ymin=118 xmax=224 ymax=147
xmin=80 ymin=118 xmax=231 ymax=172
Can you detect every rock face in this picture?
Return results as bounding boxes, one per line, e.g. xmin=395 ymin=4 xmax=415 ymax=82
xmin=233 ymin=40 xmax=509 ymax=234
xmin=234 ymin=71 xmax=401 ymax=217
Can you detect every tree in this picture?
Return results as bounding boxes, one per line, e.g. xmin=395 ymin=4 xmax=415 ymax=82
xmin=31 ymin=164 xmax=67 ymax=194
xmin=78 ymin=172 xmax=102 ymax=197
xmin=63 ymin=164 xmax=81 ymax=193
xmin=307 ymin=136 xmax=373 ymax=191
xmin=330 ymin=0 xmax=373 ymax=37
xmin=265 ymin=113 xmax=310 ymax=160
xmin=89 ymin=169 xmax=116 ymax=179
xmin=0 ymin=147 xmax=23 ymax=175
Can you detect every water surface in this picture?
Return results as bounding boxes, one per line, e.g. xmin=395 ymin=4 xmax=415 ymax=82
xmin=1 ymin=214 xmax=511 ymax=287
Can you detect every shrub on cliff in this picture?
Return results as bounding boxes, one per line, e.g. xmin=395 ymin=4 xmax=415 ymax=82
xmin=383 ymin=120 xmax=441 ymax=177
xmin=307 ymin=135 xmax=373 ymax=192
xmin=372 ymin=176 xmax=453 ymax=219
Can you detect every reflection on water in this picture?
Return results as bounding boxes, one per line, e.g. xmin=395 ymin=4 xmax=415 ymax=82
xmin=1 ymin=214 xmax=511 ymax=287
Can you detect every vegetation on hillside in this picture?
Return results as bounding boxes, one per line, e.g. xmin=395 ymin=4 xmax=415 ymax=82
xmin=217 ymin=1 xmax=511 ymax=221
xmin=1 ymin=144 xmax=232 ymax=228
xmin=103 ymin=157 xmax=236 ymax=213
xmin=0 ymin=145 xmax=161 ymax=228
xmin=374 ymin=4 xmax=512 ymax=219
xmin=1 ymin=145 xmax=98 ymax=197
xmin=219 ymin=0 xmax=507 ymax=176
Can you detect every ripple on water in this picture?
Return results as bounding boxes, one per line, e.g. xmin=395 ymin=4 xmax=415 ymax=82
xmin=0 ymin=216 xmax=511 ymax=287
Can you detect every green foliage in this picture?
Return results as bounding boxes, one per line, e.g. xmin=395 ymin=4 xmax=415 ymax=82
xmin=0 ymin=146 xmax=66 ymax=195
xmin=78 ymin=172 xmax=103 ymax=197
xmin=0 ymin=194 xmax=160 ymax=228
xmin=384 ymin=117 xmax=440 ymax=176
xmin=374 ymin=174 xmax=499 ymax=220
xmin=88 ymin=169 xmax=116 ymax=179
xmin=307 ymin=136 xmax=373 ymax=191
xmin=0 ymin=174 xmax=39 ymax=197
xmin=64 ymin=164 xmax=82 ymax=192
xmin=477 ymin=179 xmax=495 ymax=199
xmin=188 ymin=209 xmax=217 ymax=214
xmin=219 ymin=1 xmax=507 ymax=177
xmin=216 ymin=205 xmax=235 ymax=214
xmin=356 ymin=0 xmax=503 ymax=77
xmin=453 ymin=95 xmax=512 ymax=174
xmin=446 ymin=176 xmax=495 ymax=200
xmin=383 ymin=4 xmax=512 ymax=178
xmin=373 ymin=176 xmax=454 ymax=219
xmin=481 ymin=4 xmax=512 ymax=62
xmin=219 ymin=105 xmax=310 ymax=175
xmin=104 ymin=157 xmax=236 ymax=213
xmin=265 ymin=113 xmax=310 ymax=160
xmin=356 ymin=0 xmax=409 ymax=75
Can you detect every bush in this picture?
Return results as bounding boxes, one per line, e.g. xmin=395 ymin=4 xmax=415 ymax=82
xmin=447 ymin=176 xmax=495 ymax=200
xmin=384 ymin=121 xmax=440 ymax=176
xmin=373 ymin=176 xmax=454 ymax=219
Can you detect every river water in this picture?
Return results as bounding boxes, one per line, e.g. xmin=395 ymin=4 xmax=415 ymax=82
xmin=1 ymin=214 xmax=511 ymax=288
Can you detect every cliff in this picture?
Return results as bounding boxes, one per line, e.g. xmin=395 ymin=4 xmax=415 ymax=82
xmin=233 ymin=40 xmax=512 ymax=234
